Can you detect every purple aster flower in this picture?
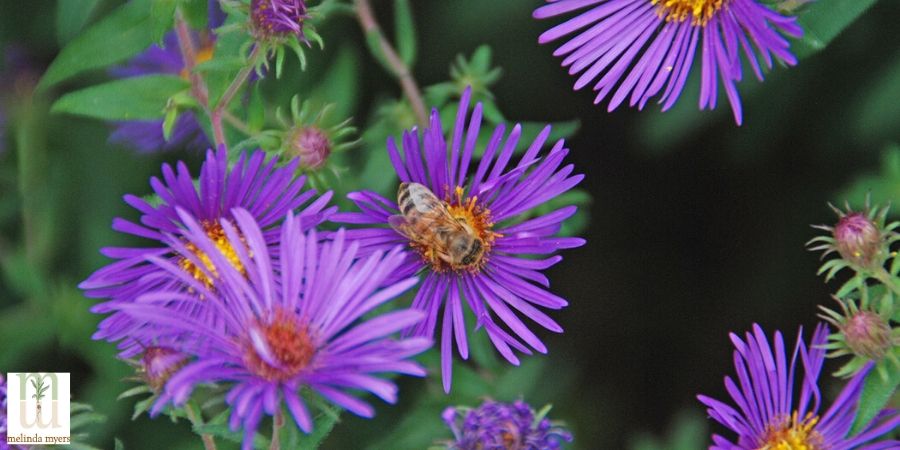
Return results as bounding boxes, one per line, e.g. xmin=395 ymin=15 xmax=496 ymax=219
xmin=333 ymin=87 xmax=585 ymax=392
xmin=117 ymin=209 xmax=430 ymax=449
xmin=80 ymin=148 xmax=336 ymax=357
xmin=533 ymin=0 xmax=804 ymax=125
xmin=109 ymin=0 xmax=225 ymax=153
xmin=697 ymin=323 xmax=900 ymax=449
xmin=442 ymin=399 xmax=572 ymax=450
xmin=250 ymin=0 xmax=308 ymax=40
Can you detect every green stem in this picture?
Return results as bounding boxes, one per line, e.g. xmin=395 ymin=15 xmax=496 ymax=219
xmin=185 ymin=401 xmax=217 ymax=450
xmin=872 ymin=268 xmax=900 ymax=297
xmin=211 ymin=45 xmax=262 ymax=150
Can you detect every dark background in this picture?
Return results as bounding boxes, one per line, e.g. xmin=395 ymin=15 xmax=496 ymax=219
xmin=1 ymin=0 xmax=899 ymax=448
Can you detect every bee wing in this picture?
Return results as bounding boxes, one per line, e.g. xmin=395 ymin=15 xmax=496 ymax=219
xmin=388 ymin=214 xmax=414 ymax=238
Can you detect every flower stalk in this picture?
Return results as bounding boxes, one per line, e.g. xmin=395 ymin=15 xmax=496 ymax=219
xmin=354 ymin=0 xmax=426 ymax=126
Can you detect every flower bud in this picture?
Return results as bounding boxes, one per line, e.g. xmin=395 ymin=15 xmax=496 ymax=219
xmin=287 ymin=126 xmax=330 ymax=170
xmin=833 ymin=212 xmax=881 ymax=267
xmin=141 ymin=346 xmax=188 ymax=392
xmin=842 ymin=311 xmax=893 ymax=360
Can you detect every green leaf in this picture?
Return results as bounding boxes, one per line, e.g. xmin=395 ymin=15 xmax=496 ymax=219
xmin=193 ymin=422 xmax=270 ymax=449
xmin=793 ymin=0 xmax=878 ymax=58
xmin=852 ymin=50 xmax=900 ymax=141
xmin=394 ymin=0 xmax=417 ymax=67
xmin=39 ymin=0 xmax=156 ymax=91
xmin=56 ymin=0 xmax=102 ymax=44
xmin=839 ymin=144 xmax=900 ymax=208
xmin=115 ymin=438 xmax=125 ymax=450
xmin=150 ymin=0 xmax=179 ymax=43
xmin=295 ymin=394 xmax=341 ymax=450
xmin=849 ymin=360 xmax=900 ymax=435
xmin=52 ymin=75 xmax=189 ymax=121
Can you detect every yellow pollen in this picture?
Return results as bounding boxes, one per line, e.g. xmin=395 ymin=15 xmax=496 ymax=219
xmin=651 ymin=0 xmax=726 ymax=26
xmin=178 ymin=220 xmax=246 ymax=290
xmin=757 ymin=411 xmax=824 ymax=450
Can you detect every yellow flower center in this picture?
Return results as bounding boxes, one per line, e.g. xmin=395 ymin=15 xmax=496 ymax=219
xmin=757 ymin=412 xmax=824 ymax=450
xmin=651 ymin=0 xmax=726 ymax=26
xmin=180 ymin=43 xmax=215 ymax=79
xmin=177 ymin=220 xmax=245 ymax=290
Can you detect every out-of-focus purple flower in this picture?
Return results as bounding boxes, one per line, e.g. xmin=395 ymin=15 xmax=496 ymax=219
xmin=250 ymin=0 xmax=308 ymax=40
xmin=333 ymin=87 xmax=585 ymax=392
xmin=533 ymin=0 xmax=805 ymax=125
xmin=109 ymin=0 xmax=225 ymax=153
xmin=0 ymin=374 xmax=27 ymax=450
xmin=442 ymin=399 xmax=572 ymax=450
xmin=80 ymin=148 xmax=335 ymax=357
xmin=697 ymin=323 xmax=900 ymax=449
xmin=117 ymin=210 xmax=430 ymax=450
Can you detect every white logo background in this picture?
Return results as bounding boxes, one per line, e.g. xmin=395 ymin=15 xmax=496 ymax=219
xmin=6 ymin=373 xmax=71 ymax=445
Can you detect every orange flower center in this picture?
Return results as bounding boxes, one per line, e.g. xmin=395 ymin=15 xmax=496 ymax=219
xmin=177 ymin=220 xmax=246 ymax=290
xmin=243 ymin=310 xmax=316 ymax=382
xmin=412 ymin=186 xmax=499 ymax=274
xmin=756 ymin=412 xmax=824 ymax=450
xmin=652 ymin=0 xmax=726 ymax=26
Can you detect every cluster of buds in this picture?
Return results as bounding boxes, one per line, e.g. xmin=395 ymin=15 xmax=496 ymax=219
xmin=809 ymin=199 xmax=900 ymax=378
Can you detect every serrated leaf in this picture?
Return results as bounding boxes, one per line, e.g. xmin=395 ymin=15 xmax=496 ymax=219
xmin=52 ymin=75 xmax=189 ymax=121
xmin=793 ymin=0 xmax=878 ymax=58
xmin=394 ymin=0 xmax=417 ymax=67
xmin=849 ymin=361 xmax=900 ymax=435
xmin=56 ymin=0 xmax=102 ymax=44
xmin=39 ymin=0 xmax=156 ymax=91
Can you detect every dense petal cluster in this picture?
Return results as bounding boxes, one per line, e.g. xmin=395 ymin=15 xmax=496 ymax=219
xmin=697 ymin=323 xmax=900 ymax=449
xmin=334 ymin=87 xmax=585 ymax=391
xmin=251 ymin=0 xmax=308 ymax=40
xmin=116 ymin=210 xmax=430 ymax=449
xmin=442 ymin=399 xmax=572 ymax=450
xmin=533 ymin=0 xmax=804 ymax=124
xmin=81 ymin=148 xmax=335 ymax=357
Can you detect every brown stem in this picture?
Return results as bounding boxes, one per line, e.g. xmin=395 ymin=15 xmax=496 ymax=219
xmin=174 ymin=12 xmax=210 ymax=110
xmin=354 ymin=0 xmax=427 ymax=126
xmin=269 ymin=409 xmax=284 ymax=450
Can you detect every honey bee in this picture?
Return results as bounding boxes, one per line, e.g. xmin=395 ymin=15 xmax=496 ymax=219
xmin=390 ymin=182 xmax=485 ymax=270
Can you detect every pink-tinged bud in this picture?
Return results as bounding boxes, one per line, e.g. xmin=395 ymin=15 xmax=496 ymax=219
xmin=287 ymin=126 xmax=330 ymax=170
xmin=842 ymin=311 xmax=892 ymax=360
xmin=833 ymin=212 xmax=881 ymax=267
xmin=141 ymin=346 xmax=188 ymax=391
